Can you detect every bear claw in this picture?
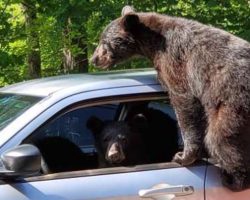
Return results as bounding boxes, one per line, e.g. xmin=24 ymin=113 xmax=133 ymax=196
xmin=172 ymin=151 xmax=198 ymax=166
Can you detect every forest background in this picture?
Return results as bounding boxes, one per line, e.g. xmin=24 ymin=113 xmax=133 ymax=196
xmin=0 ymin=0 xmax=249 ymax=86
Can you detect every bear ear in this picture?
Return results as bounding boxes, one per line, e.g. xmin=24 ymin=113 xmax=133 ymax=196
xmin=121 ymin=14 xmax=140 ymax=33
xmin=121 ymin=5 xmax=136 ymax=16
xmin=129 ymin=113 xmax=148 ymax=132
xmin=86 ymin=116 xmax=104 ymax=135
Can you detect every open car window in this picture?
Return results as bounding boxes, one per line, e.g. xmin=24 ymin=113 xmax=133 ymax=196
xmin=22 ymin=95 xmax=183 ymax=176
xmin=26 ymin=104 xmax=120 ymax=150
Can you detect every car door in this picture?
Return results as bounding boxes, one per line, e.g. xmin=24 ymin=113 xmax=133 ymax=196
xmin=0 ymin=93 xmax=206 ymax=200
xmin=205 ymin=164 xmax=250 ymax=200
xmin=0 ymin=164 xmax=206 ymax=200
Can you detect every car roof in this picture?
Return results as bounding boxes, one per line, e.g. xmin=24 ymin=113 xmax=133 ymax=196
xmin=0 ymin=69 xmax=159 ymax=97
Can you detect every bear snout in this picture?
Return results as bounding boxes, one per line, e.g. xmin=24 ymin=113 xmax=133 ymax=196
xmin=106 ymin=142 xmax=125 ymax=163
xmin=91 ymin=44 xmax=115 ymax=69
xmin=90 ymin=53 xmax=113 ymax=69
xmin=90 ymin=54 xmax=99 ymax=66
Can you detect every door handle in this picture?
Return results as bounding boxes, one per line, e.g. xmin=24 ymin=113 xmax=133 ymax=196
xmin=139 ymin=183 xmax=194 ymax=199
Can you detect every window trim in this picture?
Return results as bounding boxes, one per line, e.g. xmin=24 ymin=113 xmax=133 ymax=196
xmin=63 ymin=92 xmax=169 ymax=115
xmin=20 ymin=161 xmax=208 ymax=183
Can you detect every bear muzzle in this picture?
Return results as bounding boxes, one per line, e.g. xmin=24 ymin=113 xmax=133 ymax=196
xmin=106 ymin=142 xmax=125 ymax=163
xmin=90 ymin=44 xmax=115 ymax=69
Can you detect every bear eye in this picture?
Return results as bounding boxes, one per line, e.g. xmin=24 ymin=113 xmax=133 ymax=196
xmin=101 ymin=43 xmax=109 ymax=51
xmin=114 ymin=37 xmax=124 ymax=43
xmin=115 ymin=37 xmax=128 ymax=47
xmin=108 ymin=37 xmax=124 ymax=49
xmin=103 ymin=137 xmax=109 ymax=143
xmin=118 ymin=135 xmax=127 ymax=143
xmin=102 ymin=42 xmax=114 ymax=53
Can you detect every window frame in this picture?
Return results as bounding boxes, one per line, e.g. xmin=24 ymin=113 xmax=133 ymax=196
xmin=22 ymin=92 xmax=170 ymax=152
xmin=23 ymin=92 xmax=169 ymax=146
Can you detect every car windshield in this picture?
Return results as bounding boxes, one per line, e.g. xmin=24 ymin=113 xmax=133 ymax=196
xmin=0 ymin=93 xmax=42 ymax=131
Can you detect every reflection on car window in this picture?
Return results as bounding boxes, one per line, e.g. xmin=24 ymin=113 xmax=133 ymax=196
xmin=23 ymin=104 xmax=119 ymax=173
xmin=28 ymin=104 xmax=119 ymax=152
xmin=148 ymin=101 xmax=176 ymax=120
xmin=148 ymin=101 xmax=183 ymax=146
xmin=0 ymin=93 xmax=42 ymax=131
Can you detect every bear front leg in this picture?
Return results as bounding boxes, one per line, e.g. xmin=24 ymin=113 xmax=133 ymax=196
xmin=171 ymin=94 xmax=206 ymax=166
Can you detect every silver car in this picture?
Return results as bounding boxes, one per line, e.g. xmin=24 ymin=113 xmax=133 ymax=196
xmin=0 ymin=69 xmax=249 ymax=200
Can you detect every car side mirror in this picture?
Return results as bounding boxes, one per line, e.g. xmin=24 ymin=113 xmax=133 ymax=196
xmin=0 ymin=144 xmax=41 ymax=178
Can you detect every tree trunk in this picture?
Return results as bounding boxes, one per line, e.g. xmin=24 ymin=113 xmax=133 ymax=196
xmin=62 ymin=17 xmax=88 ymax=74
xmin=62 ymin=48 xmax=75 ymax=73
xmin=22 ymin=0 xmax=41 ymax=79
xmin=73 ymin=34 xmax=88 ymax=73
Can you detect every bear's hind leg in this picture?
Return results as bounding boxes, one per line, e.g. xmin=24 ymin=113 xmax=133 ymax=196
xmin=205 ymin=104 xmax=250 ymax=191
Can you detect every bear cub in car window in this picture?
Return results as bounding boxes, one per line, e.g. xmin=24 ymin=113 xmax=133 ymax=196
xmin=87 ymin=108 xmax=178 ymax=167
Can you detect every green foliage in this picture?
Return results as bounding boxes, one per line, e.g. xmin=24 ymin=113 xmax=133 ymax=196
xmin=0 ymin=0 xmax=250 ymax=86
xmin=0 ymin=2 xmax=26 ymax=86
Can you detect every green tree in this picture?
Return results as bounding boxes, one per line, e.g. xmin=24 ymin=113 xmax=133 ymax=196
xmin=0 ymin=0 xmax=249 ymax=86
xmin=22 ymin=0 xmax=41 ymax=78
xmin=0 ymin=0 xmax=26 ymax=85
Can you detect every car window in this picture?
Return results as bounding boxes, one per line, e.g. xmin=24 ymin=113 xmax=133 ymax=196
xmin=22 ymin=103 xmax=119 ymax=173
xmin=0 ymin=93 xmax=42 ymax=131
xmin=147 ymin=101 xmax=183 ymax=147
xmin=22 ymin=97 xmax=183 ymax=175
xmin=25 ymin=104 xmax=119 ymax=150
xmin=123 ymin=99 xmax=183 ymax=149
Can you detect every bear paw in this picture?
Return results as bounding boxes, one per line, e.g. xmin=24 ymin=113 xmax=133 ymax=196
xmin=172 ymin=151 xmax=198 ymax=166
